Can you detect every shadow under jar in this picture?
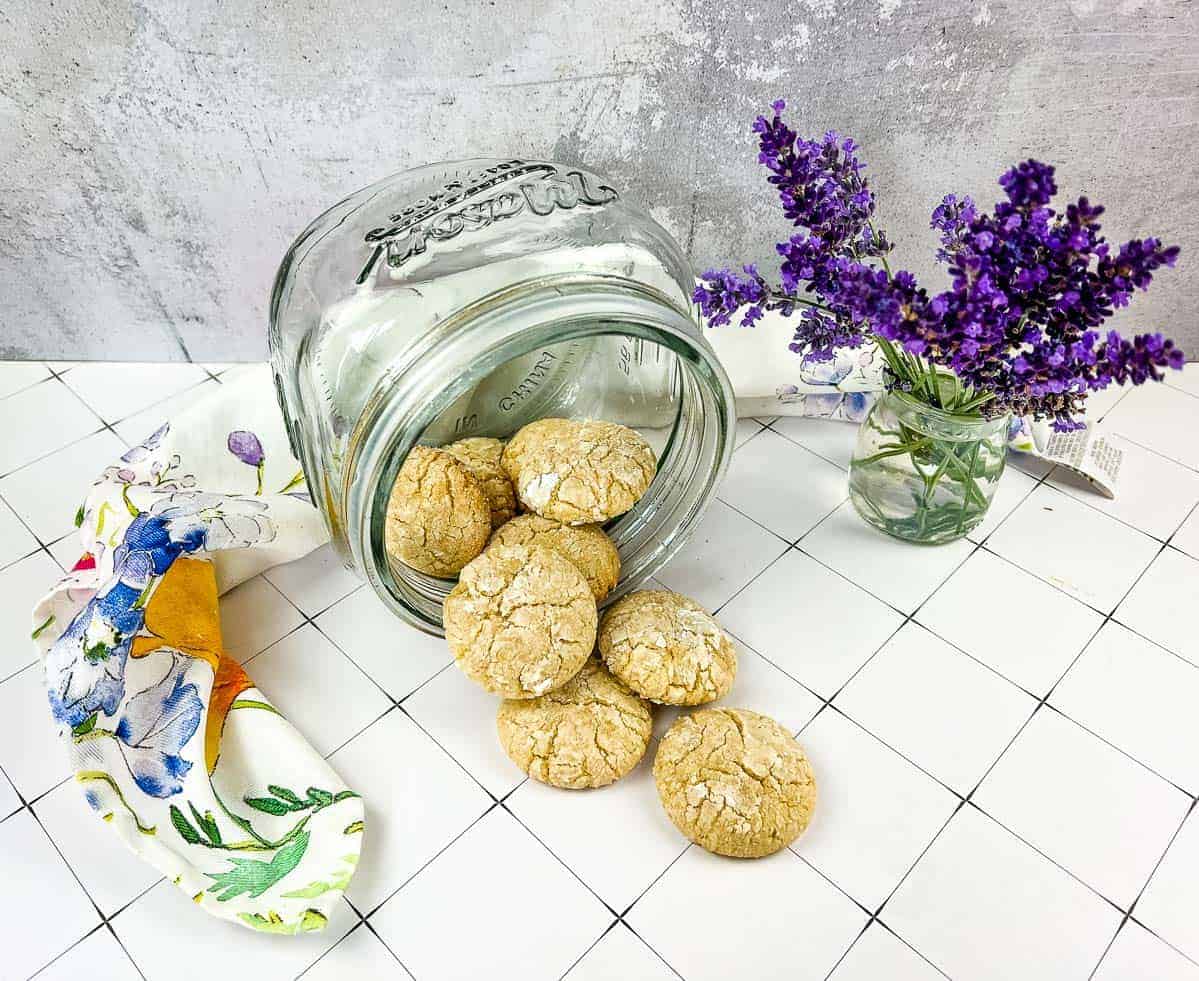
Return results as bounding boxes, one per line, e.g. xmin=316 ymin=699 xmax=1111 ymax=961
xmin=270 ymin=159 xmax=735 ymax=634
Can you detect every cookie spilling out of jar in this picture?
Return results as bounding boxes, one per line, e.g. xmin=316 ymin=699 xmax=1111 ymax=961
xmin=384 ymin=415 xmax=816 ymax=859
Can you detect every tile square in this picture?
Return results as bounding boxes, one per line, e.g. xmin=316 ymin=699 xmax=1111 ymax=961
xmin=0 ymin=809 xmax=100 ymax=978
xmin=506 ymin=753 xmax=687 ymax=913
xmin=401 ymin=665 xmax=524 ymax=798
xmin=719 ymin=549 xmax=904 ymax=699
xmin=302 ymin=923 xmax=409 ymax=980
xmin=37 ymin=926 xmax=140 ymax=981
xmin=975 ymin=708 xmax=1189 ymax=906
xmin=1135 ymin=811 xmax=1199 ymax=963
xmin=0 ymin=379 xmax=100 ymax=476
xmin=264 ymin=543 xmax=361 ymax=617
xmin=828 ymin=922 xmax=943 ymax=981
xmin=653 ymin=642 xmax=823 ymax=743
xmin=801 ymin=503 xmax=974 ymax=615
xmin=110 ymin=377 xmax=222 ymax=446
xmin=987 ymin=483 xmax=1160 ymax=612
xmin=1095 ymin=920 xmax=1199 ymax=981
xmin=31 ymin=779 xmax=162 ymax=917
xmin=0 ymin=663 xmax=72 ymax=800
xmin=61 ymin=362 xmax=211 ymax=425
xmin=243 ymin=623 xmax=391 ymax=758
xmin=771 ymin=417 xmax=856 ymax=470
xmin=1116 ymin=547 xmax=1199 ymax=666
xmin=1053 ymin=622 xmax=1199 ymax=794
xmin=113 ymin=880 xmax=356 ymax=980
xmin=0 ymin=361 xmax=52 ymax=399
xmin=1048 ymin=434 xmax=1199 ymax=541
xmin=718 ymin=428 xmax=847 ymax=541
xmin=1103 ymin=382 xmax=1199 ymax=470
xmin=566 ymin=922 xmax=677 ymax=981
xmin=835 ymin=622 xmax=1035 ymax=794
xmin=918 ymin=549 xmax=1103 ymax=696
xmin=218 ymin=574 xmax=305 ymax=664
xmin=0 ymin=549 xmax=63 ymax=681
xmin=316 ymin=588 xmax=450 ymax=702
xmin=629 ymin=844 xmax=867 ymax=981
xmin=884 ymin=805 xmax=1121 ymax=981
xmin=328 ymin=709 xmax=492 ymax=912
xmin=370 ymin=807 xmax=611 ymax=980
xmin=794 ymin=708 xmax=959 ymax=910
xmin=1173 ymin=507 xmax=1199 ymax=559
xmin=965 ymin=464 xmax=1038 ymax=543
xmin=655 ymin=498 xmax=788 ymax=611
xmin=0 ymin=497 xmax=39 ymax=569
xmin=0 ymin=429 xmax=126 ymax=543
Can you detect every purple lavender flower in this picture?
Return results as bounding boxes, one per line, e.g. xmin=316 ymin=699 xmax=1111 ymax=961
xmin=227 ymin=431 xmax=264 ymax=468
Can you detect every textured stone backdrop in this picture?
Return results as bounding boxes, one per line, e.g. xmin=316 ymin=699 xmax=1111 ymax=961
xmin=2 ymin=0 xmax=1195 ymax=361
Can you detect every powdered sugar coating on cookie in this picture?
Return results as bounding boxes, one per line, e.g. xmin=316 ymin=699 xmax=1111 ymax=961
xmin=444 ymin=436 xmax=517 ymax=529
xmin=487 ymin=514 xmax=620 ymax=600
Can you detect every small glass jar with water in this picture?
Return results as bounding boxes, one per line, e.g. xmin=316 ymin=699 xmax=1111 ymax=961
xmin=269 ymin=159 xmax=735 ymax=633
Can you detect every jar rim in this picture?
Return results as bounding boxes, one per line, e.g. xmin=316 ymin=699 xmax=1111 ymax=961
xmin=887 ymin=387 xmax=1011 ymax=434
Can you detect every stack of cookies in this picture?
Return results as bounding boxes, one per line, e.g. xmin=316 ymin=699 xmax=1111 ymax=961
xmin=385 ymin=417 xmax=817 ymax=859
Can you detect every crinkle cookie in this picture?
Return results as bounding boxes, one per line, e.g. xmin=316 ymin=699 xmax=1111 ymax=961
xmin=496 ymin=659 xmax=652 ymax=789
xmin=487 ymin=514 xmax=620 ymax=600
xmin=598 ymin=590 xmax=736 ymax=705
xmin=444 ymin=544 xmax=597 ymax=699
xmin=443 ymin=436 xmax=517 ymax=529
xmin=385 ymin=446 xmax=490 ymax=577
xmin=501 ymin=418 xmax=657 ymax=524
xmin=654 ymin=708 xmax=816 ymax=858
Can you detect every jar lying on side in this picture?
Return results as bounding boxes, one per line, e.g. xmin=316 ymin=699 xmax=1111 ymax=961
xmin=848 ymin=390 xmax=1010 ymax=545
xmin=269 ymin=159 xmax=736 ymax=633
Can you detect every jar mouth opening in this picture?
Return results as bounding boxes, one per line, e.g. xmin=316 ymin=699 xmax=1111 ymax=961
xmin=344 ymin=279 xmax=736 ymax=635
xmin=888 ymin=388 xmax=1011 ymax=438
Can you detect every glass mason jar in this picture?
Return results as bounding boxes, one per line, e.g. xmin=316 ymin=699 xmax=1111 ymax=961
xmin=848 ymin=390 xmax=1010 ymax=545
xmin=269 ymin=158 xmax=735 ymax=633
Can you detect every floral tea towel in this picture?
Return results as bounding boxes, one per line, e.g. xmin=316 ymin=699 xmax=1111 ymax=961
xmin=31 ymin=366 xmax=363 ymax=935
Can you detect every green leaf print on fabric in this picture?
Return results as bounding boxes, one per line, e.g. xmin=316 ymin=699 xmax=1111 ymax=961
xmin=281 ymin=853 xmax=358 ymax=899
xmin=238 ymin=908 xmax=328 ymax=934
xmin=206 ymin=830 xmax=310 ymax=902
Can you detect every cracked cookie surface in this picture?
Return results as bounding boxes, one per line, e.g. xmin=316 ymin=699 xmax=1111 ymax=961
xmin=444 ymin=436 xmax=517 ymax=529
xmin=385 ymin=445 xmax=491 ymax=577
xmin=599 ymin=590 xmax=736 ymax=705
xmin=444 ymin=544 xmax=597 ymax=699
xmin=654 ymin=708 xmax=816 ymax=858
xmin=487 ymin=514 xmax=620 ymax=600
xmin=496 ymin=658 xmax=652 ymax=789
xmin=501 ymin=418 xmax=657 ymax=524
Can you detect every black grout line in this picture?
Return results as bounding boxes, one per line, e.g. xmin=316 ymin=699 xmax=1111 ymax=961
xmin=557 ymin=919 xmax=623 ymax=981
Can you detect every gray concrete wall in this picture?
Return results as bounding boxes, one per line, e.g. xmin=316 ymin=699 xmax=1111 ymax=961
xmin=2 ymin=0 xmax=1195 ymax=361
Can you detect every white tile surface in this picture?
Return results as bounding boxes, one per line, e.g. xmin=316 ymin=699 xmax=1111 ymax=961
xmin=884 ymin=805 xmax=1121 ymax=981
xmin=0 ymin=379 xmax=100 ymax=475
xmin=802 ymin=502 xmax=974 ymax=614
xmin=0 ymin=496 xmax=39 ymax=568
xmin=328 ymin=709 xmax=492 ymax=913
xmin=0 ymin=361 xmax=52 ymax=400
xmin=566 ymin=922 xmax=678 ymax=981
xmin=0 ymin=663 xmax=72 ymax=800
xmin=917 ymin=548 xmax=1103 ymax=696
xmin=795 ymin=708 xmax=959 ymax=910
xmin=836 ymin=622 xmax=1035 ymax=793
xmin=32 ymin=779 xmax=162 ymax=916
xmin=61 ymin=362 xmax=211 ymax=425
xmin=655 ymin=497 xmax=788 ymax=611
xmin=370 ymin=807 xmax=612 ymax=981
xmin=771 ymin=417 xmax=856 ymax=470
xmin=1165 ymin=363 xmax=1199 ymax=398
xmin=1103 ymin=381 xmax=1199 ymax=470
xmin=1116 ymin=547 xmax=1199 ymax=666
xmin=974 ymin=707 xmax=1190 ymax=907
xmin=0 ymin=769 xmax=20 ymax=818
xmin=0 ymin=549 xmax=63 ymax=680
xmin=1135 ymin=811 xmax=1199 ymax=963
xmin=111 ymin=377 xmax=222 ymax=446
xmin=218 ymin=574 xmax=305 ymax=664
xmin=1053 ymin=622 xmax=1199 ymax=793
xmin=0 ymin=428 xmax=126 ymax=543
xmin=629 ymin=845 xmax=867 ymax=981
xmin=718 ymin=428 xmax=847 ymax=541
xmin=36 ymin=926 xmax=141 ymax=981
xmin=0 ymin=809 xmax=101 ymax=979
xmin=719 ymin=549 xmax=903 ymax=699
xmin=1094 ymin=920 xmax=1199 ymax=981
xmin=264 ymin=543 xmax=361 ymax=617
xmin=302 ymin=923 xmax=410 ymax=980
xmin=828 ymin=922 xmax=944 ymax=981
xmin=243 ymin=623 xmax=392 ymax=758
xmin=988 ymin=483 xmax=1160 ymax=612
xmin=316 ymin=587 xmax=451 ymax=701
